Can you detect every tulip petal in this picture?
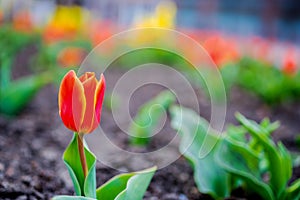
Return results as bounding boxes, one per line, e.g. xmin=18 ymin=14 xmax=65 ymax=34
xmin=79 ymin=72 xmax=98 ymax=133
xmin=79 ymin=72 xmax=94 ymax=82
xmin=89 ymin=74 xmax=106 ymax=132
xmin=59 ymin=70 xmax=86 ymax=132
xmin=79 ymin=73 xmax=88 ymax=82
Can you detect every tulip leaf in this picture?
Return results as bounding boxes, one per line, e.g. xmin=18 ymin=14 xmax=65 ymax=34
xmin=216 ymin=138 xmax=275 ymax=200
xmin=285 ymin=179 xmax=300 ymax=200
xmin=63 ymin=133 xmax=97 ymax=198
xmin=236 ymin=113 xmax=292 ymax=196
xmin=0 ymin=72 xmax=52 ymax=115
xmin=170 ymin=106 xmax=230 ymax=198
xmin=0 ymin=56 xmax=12 ymax=89
xmin=52 ymin=196 xmax=96 ymax=200
xmin=170 ymin=106 xmax=298 ymax=199
xmin=129 ymin=90 xmax=176 ymax=146
xmin=96 ymin=166 xmax=156 ymax=200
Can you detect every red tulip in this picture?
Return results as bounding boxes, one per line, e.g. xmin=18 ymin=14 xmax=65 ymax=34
xmin=282 ymin=49 xmax=297 ymax=76
xmin=59 ymin=70 xmax=105 ymax=134
xmin=203 ymin=35 xmax=239 ymax=67
xmin=57 ymin=47 xmax=86 ymax=68
xmin=13 ymin=11 xmax=33 ymax=33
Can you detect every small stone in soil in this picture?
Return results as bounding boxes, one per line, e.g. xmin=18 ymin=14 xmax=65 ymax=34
xmin=163 ymin=193 xmax=180 ymax=199
xmin=178 ymin=194 xmax=188 ymax=200
xmin=16 ymin=195 xmax=27 ymax=200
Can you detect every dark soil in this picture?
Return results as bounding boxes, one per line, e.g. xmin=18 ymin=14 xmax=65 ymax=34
xmin=1 ymin=64 xmax=300 ymax=200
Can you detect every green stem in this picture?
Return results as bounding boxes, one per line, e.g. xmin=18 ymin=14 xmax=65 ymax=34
xmin=77 ymin=133 xmax=88 ymax=178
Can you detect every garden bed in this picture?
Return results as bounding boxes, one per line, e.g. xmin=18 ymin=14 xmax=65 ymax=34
xmin=0 ymin=66 xmax=300 ymax=200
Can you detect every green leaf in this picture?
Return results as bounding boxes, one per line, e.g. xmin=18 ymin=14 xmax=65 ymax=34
xmin=0 ymin=56 xmax=12 ymax=88
xmin=96 ymin=166 xmax=156 ymax=200
xmin=247 ymin=119 xmax=280 ymax=154
xmin=63 ymin=133 xmax=97 ymax=198
xmin=277 ymin=142 xmax=292 ymax=185
xmin=260 ymin=118 xmax=280 ymax=133
xmin=52 ymin=196 xmax=96 ymax=200
xmin=216 ymin=138 xmax=275 ymax=200
xmin=0 ymin=72 xmax=52 ymax=115
xmin=285 ymin=179 xmax=300 ymax=200
xmin=226 ymin=124 xmax=247 ymax=142
xmin=170 ymin=106 xmax=230 ymax=198
xmin=237 ymin=58 xmax=289 ymax=104
xmin=236 ymin=113 xmax=292 ymax=197
xmin=129 ymin=90 xmax=176 ymax=146
xmin=97 ymin=174 xmax=132 ymax=200
xmin=0 ymin=25 xmax=39 ymax=57
xmin=220 ymin=63 xmax=239 ymax=92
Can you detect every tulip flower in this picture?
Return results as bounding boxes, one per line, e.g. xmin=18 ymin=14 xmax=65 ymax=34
xmin=57 ymin=47 xmax=86 ymax=68
xmin=203 ymin=35 xmax=239 ymax=67
xmin=282 ymin=49 xmax=297 ymax=76
xmin=43 ymin=5 xmax=85 ymax=44
xmin=13 ymin=11 xmax=33 ymax=33
xmin=58 ymin=70 xmax=105 ymax=177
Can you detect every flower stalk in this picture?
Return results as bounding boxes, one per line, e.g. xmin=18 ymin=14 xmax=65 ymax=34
xmin=77 ymin=133 xmax=88 ymax=178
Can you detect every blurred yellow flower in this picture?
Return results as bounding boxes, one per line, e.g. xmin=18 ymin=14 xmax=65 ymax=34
xmin=50 ymin=5 xmax=83 ymax=32
xmin=131 ymin=0 xmax=177 ymax=45
xmin=43 ymin=5 xmax=88 ymax=44
xmin=135 ymin=0 xmax=176 ymax=29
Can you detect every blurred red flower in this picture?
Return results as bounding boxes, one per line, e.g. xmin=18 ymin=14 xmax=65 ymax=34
xmin=282 ymin=49 xmax=297 ymax=75
xmin=13 ymin=11 xmax=33 ymax=33
xmin=57 ymin=47 xmax=86 ymax=68
xmin=203 ymin=35 xmax=239 ymax=67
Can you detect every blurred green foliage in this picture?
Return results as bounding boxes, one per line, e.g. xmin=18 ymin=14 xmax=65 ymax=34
xmin=129 ymin=90 xmax=176 ymax=146
xmin=237 ymin=57 xmax=300 ymax=104
xmin=0 ymin=25 xmax=92 ymax=116
xmin=0 ymin=26 xmax=49 ymax=116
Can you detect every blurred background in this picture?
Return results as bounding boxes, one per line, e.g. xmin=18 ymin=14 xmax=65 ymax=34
xmin=1 ymin=1 xmax=300 ymax=199
xmin=1 ymin=0 xmax=299 ymax=68
xmin=2 ymin=0 xmax=300 ymax=41
xmin=1 ymin=0 xmax=300 ymax=116
xmin=0 ymin=0 xmax=300 ymax=109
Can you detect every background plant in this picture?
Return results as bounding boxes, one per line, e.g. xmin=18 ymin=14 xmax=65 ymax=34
xmin=129 ymin=90 xmax=176 ymax=146
xmin=0 ymin=25 xmax=54 ymax=116
xmin=237 ymin=57 xmax=300 ymax=104
xmin=170 ymin=106 xmax=300 ymax=200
